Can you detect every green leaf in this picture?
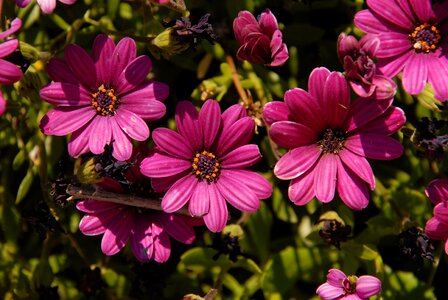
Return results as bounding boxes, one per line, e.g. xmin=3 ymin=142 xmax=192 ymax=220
xmin=272 ymin=187 xmax=298 ymax=224
xmin=32 ymin=260 xmax=54 ymax=289
xmin=179 ymin=247 xmax=230 ymax=274
xmin=16 ymin=168 xmax=34 ymax=204
xmin=341 ymin=242 xmax=379 ymax=261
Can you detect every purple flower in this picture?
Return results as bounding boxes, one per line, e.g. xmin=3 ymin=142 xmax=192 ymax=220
xmin=337 ymin=33 xmax=396 ymax=100
xmin=233 ymin=9 xmax=288 ymax=66
xmin=16 ymin=0 xmax=78 ymax=14
xmin=39 ymin=34 xmax=169 ymax=161
xmin=425 ymin=178 xmax=448 ymax=255
xmin=316 ymin=269 xmax=381 ymax=300
xmin=140 ymin=100 xmax=272 ymax=232
xmin=354 ymin=0 xmax=448 ymax=101
xmin=0 ymin=18 xmax=23 ymax=116
xmin=263 ymin=67 xmax=405 ymax=210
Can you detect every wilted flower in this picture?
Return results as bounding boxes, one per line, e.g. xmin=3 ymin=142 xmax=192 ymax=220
xmin=263 ymin=67 xmax=405 ymax=210
xmin=0 ymin=18 xmax=23 ymax=115
xmin=397 ymin=226 xmax=434 ymax=265
xmin=233 ymin=9 xmax=288 ymax=66
xmin=140 ymin=100 xmax=272 ymax=232
xmin=316 ymin=269 xmax=381 ymax=300
xmin=354 ymin=0 xmax=448 ymax=101
xmin=316 ymin=211 xmax=351 ymax=249
xmin=16 ymin=0 xmax=78 ymax=14
xmin=39 ymin=34 xmax=169 ymax=161
xmin=337 ymin=33 xmax=396 ymax=99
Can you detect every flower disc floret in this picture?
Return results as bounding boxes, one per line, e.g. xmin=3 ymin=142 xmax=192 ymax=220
xmin=91 ymin=86 xmax=120 ymax=116
xmin=192 ymin=151 xmax=221 ymax=182
xmin=410 ymin=23 xmax=441 ymax=53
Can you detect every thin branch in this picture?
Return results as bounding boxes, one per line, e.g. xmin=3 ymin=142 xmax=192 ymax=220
xmin=225 ymin=54 xmax=251 ymax=108
xmin=66 ymin=184 xmax=192 ymax=216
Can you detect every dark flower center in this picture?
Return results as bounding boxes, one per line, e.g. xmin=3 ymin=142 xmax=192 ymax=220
xmin=343 ymin=276 xmax=357 ymax=294
xmin=317 ymin=129 xmax=346 ymax=154
xmin=409 ymin=23 xmax=441 ymax=53
xmin=192 ymin=150 xmax=220 ymax=182
xmin=91 ymin=85 xmax=120 ymax=116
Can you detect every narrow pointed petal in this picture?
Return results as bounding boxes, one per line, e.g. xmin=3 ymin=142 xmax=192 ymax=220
xmin=316 ymin=283 xmax=345 ymax=300
xmin=314 ymin=155 xmax=338 ymax=203
xmin=101 ymin=209 xmax=134 ymax=255
xmin=68 ymin=121 xmax=94 ymax=157
xmin=40 ymin=107 xmax=96 ymax=136
xmin=39 ymin=82 xmax=92 ymax=106
xmin=189 ymin=181 xmax=210 ymax=217
xmin=376 ymin=32 xmax=411 ymax=58
xmin=353 ymin=107 xmax=405 ymax=136
xmin=199 ymin=100 xmax=221 ymax=149
xmin=322 ymin=72 xmax=350 ymax=128
xmin=88 ymin=117 xmax=112 ymax=154
xmin=46 ymin=58 xmax=80 ymax=84
xmin=402 ymin=53 xmax=428 ymax=95
xmin=217 ymin=117 xmax=255 ymax=156
xmin=65 ymin=44 xmax=97 ymax=90
xmin=0 ymin=39 xmax=19 ymax=58
xmin=221 ymin=144 xmax=261 ymax=169
xmin=0 ymin=60 xmax=22 ymax=84
xmin=123 ymin=99 xmax=166 ymax=121
xmin=366 ymin=0 xmax=414 ymax=29
xmin=222 ymin=103 xmax=247 ymax=127
xmin=217 ymin=171 xmax=260 ymax=212
xmin=339 ymin=149 xmax=375 ymax=190
xmin=274 ymin=145 xmax=321 ymax=180
xmin=114 ymin=109 xmax=149 ymax=141
xmin=37 ymin=0 xmax=57 ymax=14
xmin=151 ymin=172 xmax=187 ymax=192
xmin=121 ymin=81 xmax=169 ymax=104
xmin=425 ymin=179 xmax=448 ymax=205
xmin=345 ymin=134 xmax=403 ymax=160
xmin=356 ymin=275 xmax=382 ymax=298
xmin=152 ymin=128 xmax=193 ymax=159
xmin=140 ymin=153 xmax=191 ymax=178
xmin=162 ymin=174 xmax=197 ymax=213
xmin=327 ymin=269 xmax=347 ymax=286
xmin=175 ymin=101 xmax=203 ymax=150
xmin=152 ymin=223 xmax=171 ymax=263
xmin=377 ymin=51 xmax=412 ymax=78
xmin=262 ymin=101 xmax=290 ymax=126
xmin=92 ymin=34 xmax=115 ymax=85
xmin=308 ymin=67 xmax=331 ymax=103
xmin=109 ymin=118 xmax=133 ymax=161
xmin=111 ymin=37 xmax=137 ymax=80
xmin=203 ymin=184 xmax=228 ymax=232
xmin=427 ymin=56 xmax=448 ymax=101
xmin=410 ymin=0 xmax=434 ymax=22
xmin=345 ymin=97 xmax=392 ymax=132
xmin=157 ymin=214 xmax=196 ymax=244
xmin=354 ymin=10 xmax=395 ymax=34
xmin=221 ymin=169 xmax=272 ymax=199
xmin=131 ymin=216 xmax=154 ymax=262
xmin=284 ymin=88 xmax=326 ymax=131
xmin=116 ymin=56 xmax=152 ymax=95
xmin=269 ymin=121 xmax=318 ymax=149
xmin=337 ymin=161 xmax=370 ymax=210
xmin=288 ymin=168 xmax=316 ymax=205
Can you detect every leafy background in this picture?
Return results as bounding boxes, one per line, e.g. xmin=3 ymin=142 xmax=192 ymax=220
xmin=0 ymin=0 xmax=447 ymax=299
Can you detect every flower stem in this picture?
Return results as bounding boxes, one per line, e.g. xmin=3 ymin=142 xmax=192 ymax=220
xmin=225 ymin=54 xmax=251 ymax=108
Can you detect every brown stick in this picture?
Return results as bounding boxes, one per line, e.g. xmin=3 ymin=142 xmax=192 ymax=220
xmin=225 ymin=54 xmax=251 ymax=107
xmin=66 ymin=184 xmax=192 ymax=216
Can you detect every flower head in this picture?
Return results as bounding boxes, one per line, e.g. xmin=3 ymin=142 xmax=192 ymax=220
xmin=425 ymin=178 xmax=448 ymax=255
xmin=263 ymin=67 xmax=405 ymax=210
xmin=233 ymin=9 xmax=288 ymax=66
xmin=140 ymin=100 xmax=272 ymax=232
xmin=337 ymin=33 xmax=396 ymax=99
xmin=0 ymin=18 xmax=23 ymax=116
xmin=39 ymin=34 xmax=169 ymax=161
xmin=426 ymin=178 xmax=448 ymax=205
xmin=16 ymin=0 xmax=78 ymax=14
xmin=77 ymin=147 xmax=201 ymax=263
xmin=354 ymin=0 xmax=448 ymax=101
xmin=316 ymin=269 xmax=381 ymax=300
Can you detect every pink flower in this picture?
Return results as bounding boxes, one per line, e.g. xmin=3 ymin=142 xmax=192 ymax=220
xmin=233 ymin=9 xmax=288 ymax=66
xmin=140 ymin=100 xmax=272 ymax=232
xmin=316 ymin=269 xmax=381 ymax=300
xmin=263 ymin=67 xmax=405 ymax=210
xmin=16 ymin=0 xmax=78 ymax=14
xmin=425 ymin=178 xmax=448 ymax=255
xmin=77 ymin=147 xmax=201 ymax=263
xmin=39 ymin=34 xmax=169 ymax=161
xmin=337 ymin=33 xmax=396 ymax=100
xmin=354 ymin=0 xmax=448 ymax=101
xmin=0 ymin=18 xmax=23 ymax=116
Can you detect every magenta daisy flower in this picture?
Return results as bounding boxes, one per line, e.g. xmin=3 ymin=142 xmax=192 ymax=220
xmin=0 ymin=18 xmax=23 ymax=115
xmin=263 ymin=67 xmax=405 ymax=210
xmin=140 ymin=99 xmax=272 ymax=232
xmin=39 ymin=34 xmax=169 ymax=161
xmin=354 ymin=0 xmax=448 ymax=101
xmin=16 ymin=0 xmax=78 ymax=14
xmin=77 ymin=147 xmax=201 ymax=263
xmin=424 ymin=178 xmax=448 ymax=255
xmin=316 ymin=269 xmax=381 ymax=300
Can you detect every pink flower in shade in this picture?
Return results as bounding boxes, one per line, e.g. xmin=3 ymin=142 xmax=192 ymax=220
xmin=354 ymin=0 xmax=448 ymax=101
xmin=16 ymin=0 xmax=78 ymax=14
xmin=77 ymin=147 xmax=201 ymax=263
xmin=262 ymin=67 xmax=405 ymax=210
xmin=425 ymin=179 xmax=448 ymax=255
xmin=140 ymin=99 xmax=273 ymax=233
xmin=337 ymin=33 xmax=396 ymax=100
xmin=39 ymin=34 xmax=169 ymax=161
xmin=233 ymin=9 xmax=288 ymax=66
xmin=316 ymin=269 xmax=381 ymax=300
xmin=0 ymin=18 xmax=23 ymax=116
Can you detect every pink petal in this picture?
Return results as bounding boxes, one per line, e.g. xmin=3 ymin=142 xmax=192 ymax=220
xmin=314 ymin=155 xmax=338 ymax=203
xmin=222 ymin=103 xmax=247 ymax=127
xmin=140 ymin=152 xmax=191 ymax=178
xmin=316 ymin=283 xmax=345 ymax=300
xmin=345 ymin=97 xmax=393 ymax=132
xmin=337 ymin=161 xmax=370 ymax=210
xmin=76 ymin=199 xmax=120 ymax=213
xmin=0 ymin=59 xmax=22 ymax=84
xmin=233 ymin=11 xmax=258 ymax=43
xmin=356 ymin=275 xmax=382 ymax=298
xmin=131 ymin=215 xmax=154 ymax=262
xmin=121 ymin=81 xmax=169 ymax=104
xmin=308 ymin=67 xmax=331 ymax=103
xmin=377 ymin=50 xmax=412 ymax=78
xmin=151 ymin=222 xmax=171 ymax=263
xmin=217 ymin=116 xmax=254 ymax=156
xmin=354 ymin=10 xmax=395 ymax=34
xmin=64 ymin=44 xmax=97 ymax=90
xmin=274 ymin=145 xmax=321 ymax=180
xmin=322 ymin=72 xmax=350 ymax=128
xmin=109 ymin=118 xmax=133 ymax=161
xmin=216 ymin=171 xmax=260 ymax=212
xmin=327 ymin=269 xmax=347 ymax=286
xmin=425 ymin=179 xmax=448 ymax=205
xmin=425 ymin=217 xmax=448 ymax=240
xmin=371 ymin=75 xmax=397 ymax=100
xmin=434 ymin=203 xmax=448 ymax=224
xmin=111 ymin=37 xmax=137 ymax=80
xmin=152 ymin=127 xmax=193 ymax=159
xmin=40 ymin=107 xmax=96 ymax=136
xmin=0 ymin=39 xmax=19 ymax=58
xmin=366 ymin=0 xmax=414 ymax=30
xmin=345 ymin=134 xmax=403 ymax=160
xmin=221 ymin=144 xmax=261 ymax=169
xmin=101 ymin=209 xmax=134 ymax=255
xmin=79 ymin=215 xmax=108 ymax=235
xmin=189 ymin=180 xmax=210 ymax=217
xmin=156 ymin=213 xmax=196 ymax=244
xmin=199 ymin=99 xmax=221 ymax=149
xmin=427 ymin=56 xmax=448 ymax=102
xmin=409 ymin=0 xmax=434 ymax=22
xmin=59 ymin=0 xmax=78 ymax=4
xmin=162 ymin=174 xmax=197 ymax=213
xmin=262 ymin=101 xmax=291 ymax=126
xmin=221 ymin=169 xmax=272 ymax=199
xmin=339 ymin=149 xmax=375 ymax=190
xmin=92 ymin=34 xmax=115 ymax=86
xmin=0 ymin=18 xmax=22 ymax=39
xmin=0 ymin=94 xmax=5 ymax=115
xmin=123 ymin=99 xmax=166 ymax=121
xmin=376 ymin=32 xmax=411 ymax=58
xmin=353 ymin=106 xmax=405 ymax=136
xmin=37 ymin=0 xmax=57 ymax=14
xmin=116 ymin=56 xmax=152 ymax=95
xmin=39 ymin=82 xmax=92 ymax=106
xmin=284 ymin=88 xmax=326 ymax=131
xmin=259 ymin=9 xmax=278 ymax=37
xmin=402 ymin=53 xmax=428 ymax=95
xmin=175 ymin=101 xmax=203 ymax=150
xmin=203 ymin=183 xmax=228 ymax=232
xmin=88 ymin=117 xmax=112 ymax=154
xmin=270 ymin=43 xmax=289 ymax=66
xmin=68 ymin=121 xmax=94 ymax=157
xmin=151 ymin=172 xmax=187 ymax=193
xmin=359 ymin=35 xmax=380 ymax=57
xmin=288 ymin=168 xmax=316 ymax=205
xmin=114 ymin=109 xmax=149 ymax=141
xmin=46 ymin=58 xmax=80 ymax=84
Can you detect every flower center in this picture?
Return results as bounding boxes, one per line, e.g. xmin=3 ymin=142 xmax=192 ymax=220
xmin=409 ymin=23 xmax=441 ymax=53
xmin=343 ymin=276 xmax=358 ymax=295
xmin=192 ymin=150 xmax=220 ymax=182
xmin=91 ymin=85 xmax=120 ymax=116
xmin=317 ymin=129 xmax=346 ymax=154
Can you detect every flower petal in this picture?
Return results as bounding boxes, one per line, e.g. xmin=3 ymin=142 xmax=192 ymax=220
xmin=377 ymin=50 xmax=413 ymax=78
xmin=131 ymin=215 xmax=154 ymax=262
xmin=314 ymin=155 xmax=338 ymax=203
xmin=425 ymin=217 xmax=448 ymax=240
xmin=269 ymin=121 xmax=318 ymax=149
xmin=175 ymin=101 xmax=203 ymax=150
xmin=152 ymin=127 xmax=193 ymax=159
xmin=425 ymin=179 xmax=448 ymax=205
xmin=376 ymin=32 xmax=411 ymax=58
xmin=0 ymin=39 xmax=19 ymax=58
xmin=109 ymin=118 xmax=133 ymax=161
xmin=345 ymin=97 xmax=393 ymax=132
xmin=221 ymin=169 xmax=272 ymax=199
xmin=409 ymin=0 xmax=434 ymax=22
xmin=37 ymin=0 xmax=57 ymax=14
xmin=101 ymin=209 xmax=134 ymax=255
xmin=0 ymin=18 xmax=22 ymax=39
xmin=40 ymin=107 xmax=96 ymax=136
xmin=46 ymin=58 xmax=80 ymax=84
xmin=0 ymin=59 xmax=22 ymax=84
xmin=116 ymin=56 xmax=152 ymax=95
xmin=140 ymin=152 xmax=191 ymax=178
xmin=189 ymin=180 xmax=210 ymax=217
xmin=157 ymin=213 xmax=196 ymax=244
xmin=217 ymin=171 xmax=260 ymax=212
xmin=322 ymin=72 xmax=350 ymax=128
xmin=274 ymin=145 xmax=321 ymax=180
xmin=39 ymin=82 xmax=92 ymax=106
xmin=284 ymin=88 xmax=326 ymax=131
xmin=114 ymin=109 xmax=149 ymax=141
xmin=217 ymin=116 xmax=255 ymax=156
xmin=288 ymin=168 xmax=316 ymax=205
xmin=339 ymin=149 xmax=375 ymax=190
xmin=92 ymin=34 xmax=115 ymax=86
xmin=64 ymin=44 xmax=97 ymax=90
xmin=327 ymin=269 xmax=347 ymax=286
xmin=352 ymin=106 xmax=405 ymax=136
xmin=262 ymin=101 xmax=290 ymax=126
xmin=345 ymin=134 xmax=403 ymax=160
xmin=337 ymin=160 xmax=370 ymax=210
xmin=88 ymin=117 xmax=112 ymax=154
xmin=427 ymin=55 xmax=448 ymax=101
xmin=68 ymin=121 xmax=95 ymax=157
xmin=366 ymin=0 xmax=414 ymax=29
xmin=316 ymin=283 xmax=345 ymax=300
xmin=308 ymin=67 xmax=331 ymax=103
xmin=151 ymin=222 xmax=171 ymax=263
xmin=199 ymin=99 xmax=221 ymax=149
xmin=111 ymin=37 xmax=137 ymax=80
xmin=356 ymin=275 xmax=382 ymax=298
xmin=354 ymin=10 xmax=395 ymax=34
xmin=151 ymin=172 xmax=187 ymax=192
xmin=162 ymin=174 xmax=198 ymax=213
xmin=121 ymin=81 xmax=169 ymax=104
xmin=402 ymin=53 xmax=428 ymax=95
xmin=222 ymin=103 xmax=247 ymax=127
xmin=203 ymin=183 xmax=228 ymax=232
xmin=221 ymin=144 xmax=261 ymax=169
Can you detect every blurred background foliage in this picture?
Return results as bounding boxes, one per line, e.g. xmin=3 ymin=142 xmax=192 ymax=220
xmin=1 ymin=0 xmax=448 ymax=299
